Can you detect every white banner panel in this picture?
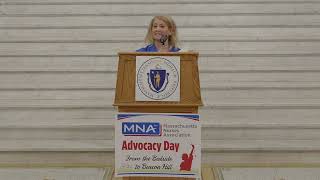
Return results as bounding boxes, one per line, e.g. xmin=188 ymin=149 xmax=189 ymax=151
xmin=115 ymin=113 xmax=201 ymax=178
xmin=136 ymin=56 xmax=180 ymax=101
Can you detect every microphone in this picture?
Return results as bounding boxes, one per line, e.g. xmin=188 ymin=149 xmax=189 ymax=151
xmin=160 ymin=35 xmax=168 ymax=45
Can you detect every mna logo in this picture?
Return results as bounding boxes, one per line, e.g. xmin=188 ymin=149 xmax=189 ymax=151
xmin=122 ymin=122 xmax=161 ymax=136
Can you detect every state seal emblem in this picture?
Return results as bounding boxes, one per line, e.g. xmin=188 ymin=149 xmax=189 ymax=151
xmin=148 ymin=66 xmax=168 ymax=93
xmin=136 ymin=56 xmax=180 ymax=101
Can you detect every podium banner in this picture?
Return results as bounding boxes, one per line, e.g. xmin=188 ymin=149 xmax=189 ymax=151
xmin=115 ymin=113 xmax=201 ymax=178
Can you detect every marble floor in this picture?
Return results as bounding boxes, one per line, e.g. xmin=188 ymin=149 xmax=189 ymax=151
xmin=1 ymin=166 xmax=320 ymax=180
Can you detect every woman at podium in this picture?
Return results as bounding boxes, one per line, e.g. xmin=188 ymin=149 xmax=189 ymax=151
xmin=136 ymin=16 xmax=181 ymax=52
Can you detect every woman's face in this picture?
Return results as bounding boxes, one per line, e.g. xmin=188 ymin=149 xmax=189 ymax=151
xmin=151 ymin=18 xmax=171 ymax=41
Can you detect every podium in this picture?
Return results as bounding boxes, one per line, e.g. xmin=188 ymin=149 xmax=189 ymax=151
xmin=114 ymin=52 xmax=203 ymax=180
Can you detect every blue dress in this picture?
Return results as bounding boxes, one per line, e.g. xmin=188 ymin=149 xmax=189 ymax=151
xmin=136 ymin=44 xmax=181 ymax=52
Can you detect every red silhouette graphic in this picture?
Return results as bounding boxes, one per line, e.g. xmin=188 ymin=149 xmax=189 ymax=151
xmin=180 ymin=144 xmax=195 ymax=171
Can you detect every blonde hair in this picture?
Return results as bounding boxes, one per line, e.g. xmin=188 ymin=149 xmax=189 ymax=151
xmin=145 ymin=16 xmax=179 ymax=48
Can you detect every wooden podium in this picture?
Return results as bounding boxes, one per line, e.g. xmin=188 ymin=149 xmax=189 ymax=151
xmin=114 ymin=52 xmax=203 ymax=180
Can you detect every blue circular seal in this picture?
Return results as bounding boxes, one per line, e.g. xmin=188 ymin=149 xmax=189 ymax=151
xmin=137 ymin=57 xmax=179 ymax=100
